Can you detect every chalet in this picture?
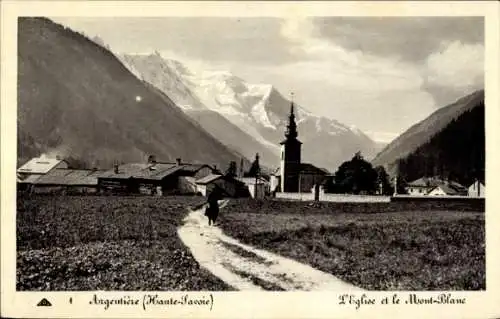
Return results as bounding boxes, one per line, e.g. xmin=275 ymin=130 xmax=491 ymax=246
xmin=29 ymin=168 xmax=105 ymax=194
xmin=468 ymin=180 xmax=485 ymax=197
xmin=97 ymin=158 xmax=215 ymax=195
xmin=195 ymin=174 xmax=250 ymax=198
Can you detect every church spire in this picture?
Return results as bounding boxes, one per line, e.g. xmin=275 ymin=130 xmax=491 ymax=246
xmin=285 ymin=92 xmax=298 ymax=140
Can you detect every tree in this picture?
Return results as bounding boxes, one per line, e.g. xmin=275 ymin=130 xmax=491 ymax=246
xmin=225 ymin=161 xmax=237 ymax=177
xmin=333 ymin=152 xmax=378 ymax=194
xmin=244 ymin=153 xmax=261 ymax=177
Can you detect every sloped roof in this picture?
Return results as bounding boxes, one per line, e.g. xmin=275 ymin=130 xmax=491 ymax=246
xmin=17 ymin=173 xmax=43 ymax=184
xmin=196 ymin=174 xmax=223 ymax=185
xmin=447 ymin=180 xmax=467 ymax=192
xmin=130 ymin=163 xmax=178 ymax=180
xmin=300 ymin=163 xmax=330 ymax=175
xmin=431 ymin=183 xmax=468 ymax=196
xmin=33 ymin=168 xmax=107 ymax=186
xmin=407 ymin=177 xmax=440 ymax=187
xmin=17 ymin=156 xmax=66 ymax=174
xmin=99 ymin=163 xmax=151 ymax=179
xmin=271 ymin=163 xmax=329 ymax=177
xmin=150 ymin=164 xmax=212 ymax=180
xmin=99 ymin=162 xmax=214 ymax=180
xmin=408 ymin=177 xmax=467 ymax=192
xmin=179 ymin=164 xmax=210 ymax=173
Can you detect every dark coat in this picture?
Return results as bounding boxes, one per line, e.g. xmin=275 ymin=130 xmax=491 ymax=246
xmin=205 ymin=189 xmax=221 ymax=220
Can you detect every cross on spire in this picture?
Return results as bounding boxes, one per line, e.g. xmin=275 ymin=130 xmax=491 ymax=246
xmin=285 ymin=91 xmax=298 ymax=139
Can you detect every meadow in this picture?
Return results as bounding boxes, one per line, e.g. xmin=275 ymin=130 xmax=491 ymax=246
xmin=219 ymin=199 xmax=485 ymax=290
xmin=17 ymin=195 xmax=231 ymax=291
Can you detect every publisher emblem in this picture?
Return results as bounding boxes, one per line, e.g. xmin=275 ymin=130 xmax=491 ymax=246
xmin=37 ymin=298 xmax=52 ymax=307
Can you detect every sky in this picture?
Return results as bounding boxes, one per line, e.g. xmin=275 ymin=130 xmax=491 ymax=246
xmin=51 ymin=17 xmax=484 ymax=143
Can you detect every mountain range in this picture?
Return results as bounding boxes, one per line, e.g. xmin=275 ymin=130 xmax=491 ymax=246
xmin=119 ymin=53 xmax=381 ymax=171
xmin=18 ymin=17 xmax=248 ymax=169
xmin=23 ymin=16 xmax=479 ymax=182
xmin=372 ymin=89 xmax=485 ymax=186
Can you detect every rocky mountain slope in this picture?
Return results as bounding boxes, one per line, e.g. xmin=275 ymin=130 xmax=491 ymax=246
xmin=119 ymin=53 xmax=279 ymax=168
xmin=18 ymin=18 xmax=247 ymax=169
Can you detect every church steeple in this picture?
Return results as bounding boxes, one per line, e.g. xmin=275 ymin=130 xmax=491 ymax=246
xmin=279 ymin=92 xmax=302 ymax=192
xmin=285 ymin=93 xmax=298 ymax=140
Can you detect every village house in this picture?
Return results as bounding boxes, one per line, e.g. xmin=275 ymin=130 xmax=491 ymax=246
xmin=468 ymin=180 xmax=485 ymax=197
xmin=195 ymin=174 xmax=250 ymax=198
xmin=98 ymin=157 xmax=215 ymax=195
xmin=271 ymin=100 xmax=330 ymax=195
xmin=237 ymin=176 xmax=269 ymax=199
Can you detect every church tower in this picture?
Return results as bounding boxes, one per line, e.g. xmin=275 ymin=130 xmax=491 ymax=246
xmin=280 ymin=95 xmax=302 ymax=192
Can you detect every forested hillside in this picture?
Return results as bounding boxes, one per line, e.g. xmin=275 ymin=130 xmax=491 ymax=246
xmin=372 ymin=90 xmax=485 ymax=186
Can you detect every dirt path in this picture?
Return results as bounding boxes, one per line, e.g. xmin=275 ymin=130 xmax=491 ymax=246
xmin=178 ymin=201 xmax=364 ymax=291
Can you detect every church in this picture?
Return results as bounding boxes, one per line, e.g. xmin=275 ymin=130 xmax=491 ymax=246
xmin=270 ymin=99 xmax=330 ymax=194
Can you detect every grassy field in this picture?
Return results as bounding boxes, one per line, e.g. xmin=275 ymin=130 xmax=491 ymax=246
xmin=17 ymin=195 xmax=232 ymax=291
xmin=219 ymin=199 xmax=485 ymax=290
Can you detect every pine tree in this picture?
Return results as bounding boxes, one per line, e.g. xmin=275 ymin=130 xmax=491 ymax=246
xmin=245 ymin=153 xmax=261 ymax=178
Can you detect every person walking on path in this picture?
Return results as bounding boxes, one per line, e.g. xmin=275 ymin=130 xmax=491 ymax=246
xmin=205 ymin=188 xmax=222 ymax=226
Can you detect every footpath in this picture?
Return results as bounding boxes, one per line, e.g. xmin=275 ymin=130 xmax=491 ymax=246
xmin=178 ymin=200 xmax=364 ymax=291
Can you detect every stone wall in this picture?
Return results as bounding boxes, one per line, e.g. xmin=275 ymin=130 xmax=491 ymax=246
xmin=275 ymin=192 xmax=315 ymax=201
xmin=319 ymin=193 xmax=391 ymax=203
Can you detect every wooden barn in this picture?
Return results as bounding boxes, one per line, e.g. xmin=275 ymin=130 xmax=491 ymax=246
xmin=97 ymin=158 xmax=216 ymax=195
xmin=28 ymin=168 xmax=105 ymax=194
